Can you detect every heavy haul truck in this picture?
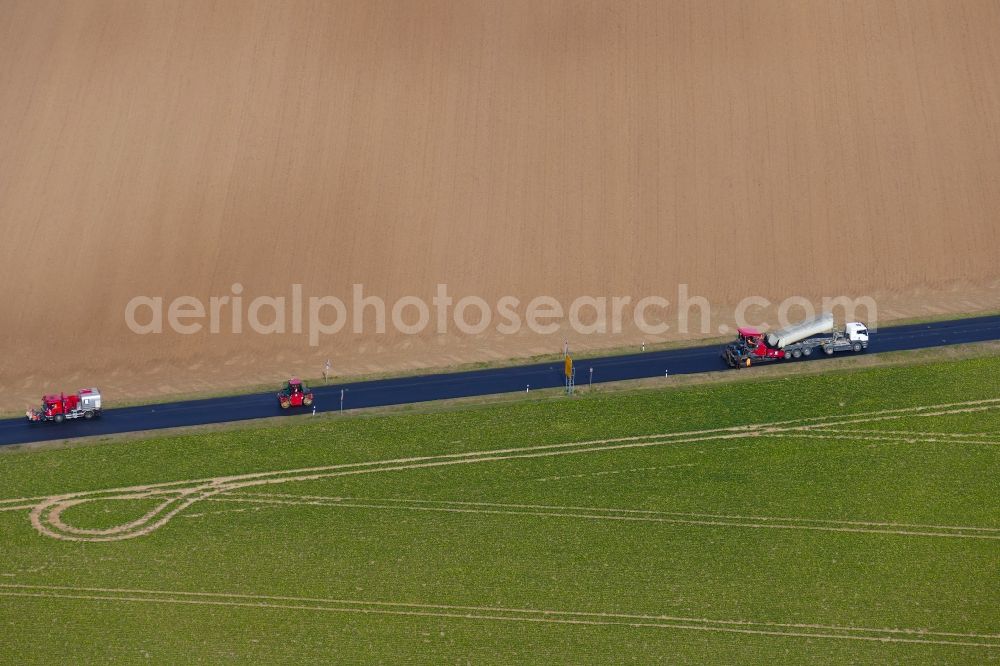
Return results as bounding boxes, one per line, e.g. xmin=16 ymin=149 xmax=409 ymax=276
xmin=722 ymin=314 xmax=869 ymax=368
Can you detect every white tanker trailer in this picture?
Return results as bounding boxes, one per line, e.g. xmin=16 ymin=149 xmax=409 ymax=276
xmin=722 ymin=314 xmax=870 ymax=368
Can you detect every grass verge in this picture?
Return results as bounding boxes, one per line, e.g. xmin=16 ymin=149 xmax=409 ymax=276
xmin=0 ymin=354 xmax=997 ymax=663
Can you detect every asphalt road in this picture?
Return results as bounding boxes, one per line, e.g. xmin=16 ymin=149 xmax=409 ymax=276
xmin=2 ymin=315 xmax=998 ymax=446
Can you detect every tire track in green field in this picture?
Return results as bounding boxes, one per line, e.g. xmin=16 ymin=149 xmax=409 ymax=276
xmin=1 ymin=584 xmax=998 ymax=648
xmin=3 ymin=398 xmax=997 ymax=542
xmin=202 ymin=492 xmax=1000 ymax=540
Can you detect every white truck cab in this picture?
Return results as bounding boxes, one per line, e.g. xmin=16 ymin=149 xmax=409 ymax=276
xmin=846 ymin=322 xmax=869 ymax=342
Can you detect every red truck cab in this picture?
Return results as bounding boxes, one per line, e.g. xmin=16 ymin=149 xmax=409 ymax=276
xmin=44 ymin=393 xmax=76 ymax=417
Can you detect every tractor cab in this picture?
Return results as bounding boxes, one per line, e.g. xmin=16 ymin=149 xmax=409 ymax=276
xmin=846 ymin=322 xmax=869 ymax=343
xmin=278 ymin=378 xmax=314 ymax=409
xmin=41 ymin=395 xmax=62 ymax=416
xmin=41 ymin=393 xmax=75 ymax=417
xmin=736 ymin=327 xmax=764 ymax=347
xmin=737 ymin=326 xmax=776 ymax=354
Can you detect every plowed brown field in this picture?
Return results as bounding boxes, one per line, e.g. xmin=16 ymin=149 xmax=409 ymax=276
xmin=2 ymin=0 xmax=998 ymax=411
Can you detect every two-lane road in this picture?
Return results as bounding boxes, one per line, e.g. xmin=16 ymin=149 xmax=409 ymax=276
xmin=2 ymin=315 xmax=997 ymax=446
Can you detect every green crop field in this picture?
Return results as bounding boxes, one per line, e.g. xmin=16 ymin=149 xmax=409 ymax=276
xmin=1 ymin=357 xmax=998 ymax=664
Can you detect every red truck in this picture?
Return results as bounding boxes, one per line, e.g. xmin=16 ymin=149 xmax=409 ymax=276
xmin=26 ymin=388 xmax=103 ymax=423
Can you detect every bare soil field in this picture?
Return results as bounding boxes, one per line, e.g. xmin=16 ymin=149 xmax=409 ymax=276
xmin=1 ymin=0 xmax=998 ymax=412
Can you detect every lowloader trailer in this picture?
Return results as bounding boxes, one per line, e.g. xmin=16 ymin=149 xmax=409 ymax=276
xmin=722 ymin=314 xmax=869 ymax=368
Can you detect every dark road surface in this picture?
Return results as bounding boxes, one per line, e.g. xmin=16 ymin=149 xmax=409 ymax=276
xmin=2 ymin=315 xmax=998 ymax=446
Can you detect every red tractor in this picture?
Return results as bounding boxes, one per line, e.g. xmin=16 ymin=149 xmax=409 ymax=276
xmin=27 ymin=388 xmax=103 ymax=423
xmin=278 ymin=378 xmax=314 ymax=409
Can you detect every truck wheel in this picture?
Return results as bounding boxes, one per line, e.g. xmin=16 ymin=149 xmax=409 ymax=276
xmin=824 ymin=346 xmax=834 ymax=356
xmin=54 ymin=414 xmax=65 ymax=424
xmin=852 ymin=342 xmax=862 ymax=352
xmin=84 ymin=411 xmax=94 ymax=420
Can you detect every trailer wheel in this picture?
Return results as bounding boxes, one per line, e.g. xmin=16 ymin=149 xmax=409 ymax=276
xmin=83 ymin=411 xmax=94 ymax=420
xmin=792 ymin=349 xmax=802 ymax=359
xmin=280 ymin=400 xmax=290 ymax=410
xmin=803 ymin=348 xmax=812 ymax=357
xmin=824 ymin=346 xmax=834 ymax=356
xmin=54 ymin=414 xmax=65 ymax=424
xmin=303 ymin=396 xmax=313 ymax=406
